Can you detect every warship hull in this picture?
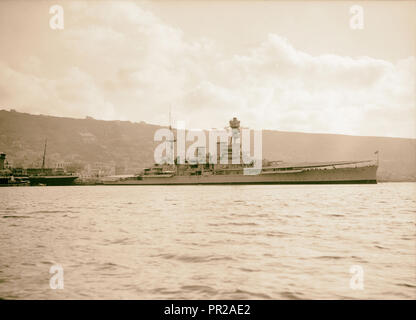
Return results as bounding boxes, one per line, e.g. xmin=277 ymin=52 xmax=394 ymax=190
xmin=104 ymin=165 xmax=377 ymax=185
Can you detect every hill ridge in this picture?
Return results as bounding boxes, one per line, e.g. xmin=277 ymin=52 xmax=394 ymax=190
xmin=0 ymin=109 xmax=415 ymax=181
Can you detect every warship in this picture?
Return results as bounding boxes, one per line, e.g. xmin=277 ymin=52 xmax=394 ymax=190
xmin=103 ymin=117 xmax=378 ymax=185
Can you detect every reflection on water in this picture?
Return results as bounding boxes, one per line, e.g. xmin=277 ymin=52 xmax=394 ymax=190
xmin=0 ymin=183 xmax=415 ymax=299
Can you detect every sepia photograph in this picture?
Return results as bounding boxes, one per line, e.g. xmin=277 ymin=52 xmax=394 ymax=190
xmin=0 ymin=0 xmax=415 ymax=309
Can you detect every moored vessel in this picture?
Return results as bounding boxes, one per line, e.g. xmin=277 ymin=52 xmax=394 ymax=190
xmin=103 ymin=117 xmax=378 ymax=185
xmin=28 ymin=139 xmax=78 ymax=186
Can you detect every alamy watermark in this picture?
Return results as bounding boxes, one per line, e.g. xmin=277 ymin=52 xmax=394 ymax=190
xmin=153 ymin=120 xmax=263 ymax=175
xmin=49 ymin=5 xmax=64 ymax=30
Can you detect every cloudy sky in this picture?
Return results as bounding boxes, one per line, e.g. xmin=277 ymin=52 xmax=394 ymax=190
xmin=0 ymin=0 xmax=415 ymax=138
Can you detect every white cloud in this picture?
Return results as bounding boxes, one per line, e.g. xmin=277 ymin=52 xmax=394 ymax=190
xmin=0 ymin=2 xmax=414 ymax=138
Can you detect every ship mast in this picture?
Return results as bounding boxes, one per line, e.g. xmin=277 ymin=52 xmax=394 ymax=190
xmin=166 ymin=107 xmax=176 ymax=165
xmin=41 ymin=138 xmax=47 ymax=170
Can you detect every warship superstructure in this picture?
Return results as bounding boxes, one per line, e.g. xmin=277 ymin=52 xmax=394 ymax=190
xmin=104 ymin=117 xmax=378 ymax=185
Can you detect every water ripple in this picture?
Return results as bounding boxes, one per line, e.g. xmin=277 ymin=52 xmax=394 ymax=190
xmin=0 ymin=183 xmax=415 ymax=299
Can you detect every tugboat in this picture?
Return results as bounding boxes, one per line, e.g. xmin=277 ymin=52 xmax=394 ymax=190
xmin=103 ymin=117 xmax=378 ymax=185
xmin=28 ymin=139 xmax=78 ymax=186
